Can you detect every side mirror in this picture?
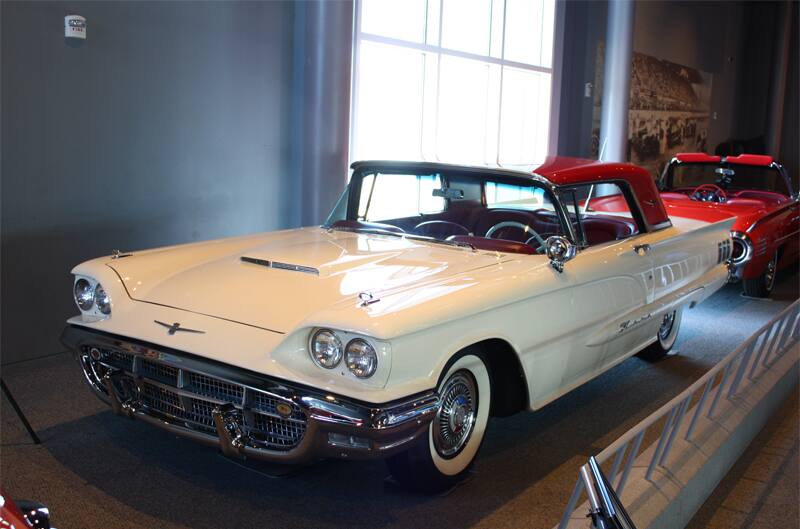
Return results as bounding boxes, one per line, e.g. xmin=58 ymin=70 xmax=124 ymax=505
xmin=545 ymin=236 xmax=576 ymax=273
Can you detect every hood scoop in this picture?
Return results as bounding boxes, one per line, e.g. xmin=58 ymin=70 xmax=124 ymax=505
xmin=241 ymin=256 xmax=319 ymax=276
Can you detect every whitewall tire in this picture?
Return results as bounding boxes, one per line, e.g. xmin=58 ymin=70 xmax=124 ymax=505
xmin=386 ymin=350 xmax=491 ymax=492
xmin=637 ymin=306 xmax=682 ymax=361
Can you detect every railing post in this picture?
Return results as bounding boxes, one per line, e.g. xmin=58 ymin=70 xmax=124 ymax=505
xmin=617 ymin=430 xmax=645 ymax=495
xmin=773 ymin=312 xmax=796 ymax=359
xmin=686 ymin=376 xmax=715 ymax=440
xmin=708 ymin=362 xmax=734 ymax=419
xmin=557 ymin=479 xmax=584 ymax=529
xmin=762 ymin=317 xmax=789 ymax=367
xmin=728 ymin=339 xmax=758 ymax=399
xmin=659 ymin=395 xmax=691 ymax=466
xmin=608 ymin=441 xmax=629 ymax=487
xmin=748 ymin=322 xmax=777 ymax=380
xmin=646 ymin=405 xmax=679 ymax=480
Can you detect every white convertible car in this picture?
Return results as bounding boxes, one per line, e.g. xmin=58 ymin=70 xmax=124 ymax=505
xmin=63 ymin=157 xmax=734 ymax=492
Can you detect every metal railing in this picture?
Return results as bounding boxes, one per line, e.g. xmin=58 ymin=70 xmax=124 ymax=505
xmin=557 ymin=301 xmax=800 ymax=529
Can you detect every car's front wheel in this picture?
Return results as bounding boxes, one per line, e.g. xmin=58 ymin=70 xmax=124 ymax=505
xmin=742 ymin=250 xmax=778 ymax=298
xmin=385 ymin=350 xmax=491 ymax=493
xmin=637 ymin=307 xmax=682 ymax=362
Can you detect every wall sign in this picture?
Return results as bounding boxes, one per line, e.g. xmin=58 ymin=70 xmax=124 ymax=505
xmin=65 ymin=15 xmax=87 ymax=40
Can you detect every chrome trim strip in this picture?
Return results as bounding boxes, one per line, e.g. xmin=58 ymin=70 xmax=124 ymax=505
xmin=775 ymin=229 xmax=800 ymax=244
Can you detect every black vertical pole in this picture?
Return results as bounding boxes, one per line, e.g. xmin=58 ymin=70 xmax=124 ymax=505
xmin=1 ymin=378 xmax=41 ymax=444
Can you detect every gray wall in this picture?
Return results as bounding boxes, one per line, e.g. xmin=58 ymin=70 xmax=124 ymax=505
xmin=1 ymin=1 xmax=296 ymax=364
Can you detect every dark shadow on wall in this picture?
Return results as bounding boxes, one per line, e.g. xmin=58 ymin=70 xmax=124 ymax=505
xmin=1 ymin=1 xmax=298 ymax=365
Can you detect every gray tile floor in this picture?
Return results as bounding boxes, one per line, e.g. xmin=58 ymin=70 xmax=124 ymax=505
xmin=2 ymin=272 xmax=798 ymax=529
xmin=686 ymin=389 xmax=799 ymax=529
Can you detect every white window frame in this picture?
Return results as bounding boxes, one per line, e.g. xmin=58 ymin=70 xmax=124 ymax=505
xmin=349 ymin=0 xmax=565 ymax=167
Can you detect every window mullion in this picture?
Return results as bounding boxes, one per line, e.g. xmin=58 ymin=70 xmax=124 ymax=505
xmin=495 ymin=0 xmax=508 ymax=165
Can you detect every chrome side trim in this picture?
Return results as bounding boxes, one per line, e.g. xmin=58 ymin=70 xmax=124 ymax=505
xmin=775 ymin=229 xmax=800 ymax=244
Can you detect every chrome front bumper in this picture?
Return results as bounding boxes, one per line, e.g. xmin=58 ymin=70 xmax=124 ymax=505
xmin=61 ymin=325 xmax=439 ymax=464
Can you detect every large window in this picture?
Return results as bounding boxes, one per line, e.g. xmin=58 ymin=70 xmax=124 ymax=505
xmin=351 ymin=0 xmax=556 ymax=167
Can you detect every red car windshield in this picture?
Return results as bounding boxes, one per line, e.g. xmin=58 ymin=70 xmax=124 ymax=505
xmin=667 ymin=163 xmax=791 ymax=196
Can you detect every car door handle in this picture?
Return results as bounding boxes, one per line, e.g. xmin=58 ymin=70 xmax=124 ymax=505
xmin=633 ymin=244 xmax=651 ymax=256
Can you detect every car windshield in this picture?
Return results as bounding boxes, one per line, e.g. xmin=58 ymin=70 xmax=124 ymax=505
xmin=667 ymin=163 xmax=790 ymax=195
xmin=324 ymin=168 xmax=569 ymax=254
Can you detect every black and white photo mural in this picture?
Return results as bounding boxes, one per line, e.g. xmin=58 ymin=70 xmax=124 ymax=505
xmin=592 ymin=46 xmax=714 ymax=177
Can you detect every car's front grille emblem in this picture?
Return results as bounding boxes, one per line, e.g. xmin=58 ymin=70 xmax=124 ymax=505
xmin=154 ymin=320 xmax=205 ymax=335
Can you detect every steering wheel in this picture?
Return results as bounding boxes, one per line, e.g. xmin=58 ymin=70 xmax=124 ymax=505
xmin=485 ymin=221 xmax=546 ymax=252
xmin=691 ymin=184 xmax=728 ymax=203
xmin=413 ymin=220 xmax=470 ymax=239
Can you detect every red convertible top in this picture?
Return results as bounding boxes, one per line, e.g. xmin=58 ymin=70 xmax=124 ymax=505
xmin=674 ymin=152 xmax=774 ymax=167
xmin=675 ymin=153 xmax=722 ymax=163
xmin=533 ymin=156 xmax=669 ymax=227
xmin=723 ymin=154 xmax=774 ymax=166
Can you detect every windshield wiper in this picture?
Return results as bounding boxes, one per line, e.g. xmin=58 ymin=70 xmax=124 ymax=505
xmin=327 ymin=225 xmax=404 ymax=238
xmin=401 ymin=233 xmax=476 ymax=251
xmin=328 ymin=225 xmax=475 ymax=251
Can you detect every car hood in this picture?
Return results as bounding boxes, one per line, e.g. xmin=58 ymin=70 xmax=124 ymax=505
xmin=108 ymin=227 xmax=507 ymax=333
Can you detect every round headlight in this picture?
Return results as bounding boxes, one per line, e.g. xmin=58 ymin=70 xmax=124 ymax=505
xmin=310 ymin=329 xmax=342 ymax=369
xmin=74 ymin=278 xmax=94 ymax=311
xmin=345 ymin=339 xmax=378 ymax=378
xmin=94 ymin=283 xmax=112 ymax=315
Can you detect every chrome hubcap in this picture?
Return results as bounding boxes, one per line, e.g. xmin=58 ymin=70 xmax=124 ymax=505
xmin=765 ymin=253 xmax=777 ymax=291
xmin=433 ymin=371 xmax=477 ymax=458
xmin=659 ymin=311 xmax=676 ymax=341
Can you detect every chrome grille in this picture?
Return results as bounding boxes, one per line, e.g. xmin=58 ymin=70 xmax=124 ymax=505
xmin=141 ymin=382 xmax=183 ymax=417
xmin=98 ymin=349 xmax=134 ymax=371
xmin=252 ymin=391 xmax=305 ymax=421
xmin=187 ymin=399 xmax=218 ymax=432
xmin=188 ymin=372 xmax=243 ymax=402
xmin=83 ymin=346 xmax=306 ymax=451
xmin=253 ymin=413 xmax=306 ymax=447
xmin=140 ymin=359 xmax=178 ymax=385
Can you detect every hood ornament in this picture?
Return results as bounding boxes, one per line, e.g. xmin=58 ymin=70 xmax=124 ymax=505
xmin=358 ymin=292 xmax=380 ymax=307
xmin=111 ymin=249 xmax=133 ymax=259
xmin=154 ymin=320 xmax=205 ymax=335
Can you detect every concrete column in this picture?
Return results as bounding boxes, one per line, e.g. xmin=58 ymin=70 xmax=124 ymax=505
xmin=598 ymin=0 xmax=635 ymax=162
xmin=766 ymin=1 xmax=792 ymax=157
xmin=291 ymin=1 xmax=354 ymax=226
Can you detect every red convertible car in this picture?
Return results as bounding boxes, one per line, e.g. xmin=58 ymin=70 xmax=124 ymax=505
xmin=658 ymin=153 xmax=799 ymax=297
